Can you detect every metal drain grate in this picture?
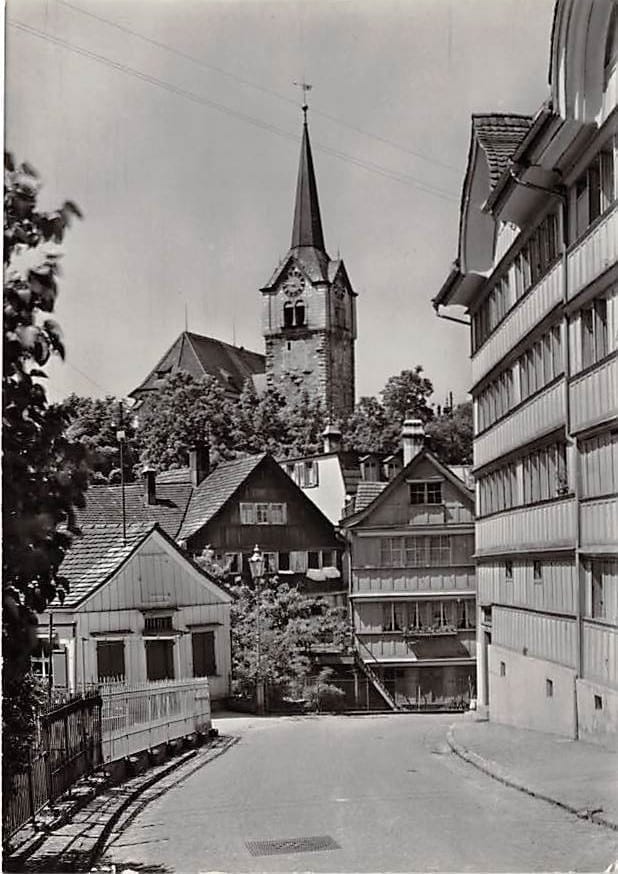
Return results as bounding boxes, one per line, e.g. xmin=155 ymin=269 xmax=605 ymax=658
xmin=246 ymin=835 xmax=340 ymax=857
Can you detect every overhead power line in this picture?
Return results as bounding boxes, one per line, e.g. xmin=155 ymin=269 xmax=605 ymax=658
xmin=55 ymin=0 xmax=461 ymax=174
xmin=9 ymin=20 xmax=459 ymax=202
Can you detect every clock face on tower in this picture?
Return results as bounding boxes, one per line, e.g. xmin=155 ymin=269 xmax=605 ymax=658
xmin=283 ymin=271 xmax=304 ymax=298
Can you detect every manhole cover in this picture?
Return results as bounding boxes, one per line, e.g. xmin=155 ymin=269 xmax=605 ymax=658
xmin=246 ymin=835 xmax=340 ymax=856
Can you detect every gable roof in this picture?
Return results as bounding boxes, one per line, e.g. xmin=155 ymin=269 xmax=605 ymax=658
xmin=55 ymin=523 xmax=228 ymax=609
xmin=471 ymin=114 xmax=533 ymax=189
xmin=76 ymin=482 xmax=192 ymax=538
xmin=342 ymin=449 xmax=474 ymax=527
xmin=178 ymin=453 xmax=267 ymax=541
xmin=130 ymin=331 xmax=265 ymax=400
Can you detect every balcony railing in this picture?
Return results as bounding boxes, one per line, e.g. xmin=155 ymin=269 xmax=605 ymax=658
xmin=569 ymin=355 xmax=618 ymax=434
xmin=581 ymin=497 xmax=618 ymax=551
xmin=474 ymin=379 xmax=565 ymax=470
xmin=567 ymin=203 xmax=618 ymax=301
xmin=476 ymin=498 xmax=576 ymax=555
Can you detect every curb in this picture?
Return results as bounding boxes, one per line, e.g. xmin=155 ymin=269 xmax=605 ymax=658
xmin=447 ymin=724 xmax=618 ymax=832
xmin=88 ymin=735 xmax=239 ymax=870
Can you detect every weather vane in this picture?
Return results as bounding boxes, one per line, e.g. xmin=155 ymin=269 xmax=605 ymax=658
xmin=293 ymin=81 xmax=313 ymax=121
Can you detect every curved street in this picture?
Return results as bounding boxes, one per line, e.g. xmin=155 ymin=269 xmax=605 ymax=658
xmin=101 ymin=713 xmax=617 ymax=872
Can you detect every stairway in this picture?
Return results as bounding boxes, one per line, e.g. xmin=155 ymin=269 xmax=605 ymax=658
xmin=353 ymin=642 xmax=400 ymax=711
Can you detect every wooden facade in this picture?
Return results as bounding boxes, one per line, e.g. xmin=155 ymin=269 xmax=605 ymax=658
xmin=433 ymin=0 xmax=618 ymax=744
xmin=38 ymin=527 xmax=233 ymax=703
xmin=344 ymin=451 xmax=476 ymax=708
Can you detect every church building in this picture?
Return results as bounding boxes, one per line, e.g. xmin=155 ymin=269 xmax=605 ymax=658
xmin=132 ymin=108 xmax=357 ymax=421
xmin=260 ymin=106 xmax=357 ymax=419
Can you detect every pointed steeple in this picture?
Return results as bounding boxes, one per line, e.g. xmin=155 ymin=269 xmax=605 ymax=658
xmin=291 ymin=109 xmax=326 ymax=254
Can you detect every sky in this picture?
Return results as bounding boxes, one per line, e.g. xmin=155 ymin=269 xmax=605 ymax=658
xmin=6 ymin=0 xmax=555 ymax=409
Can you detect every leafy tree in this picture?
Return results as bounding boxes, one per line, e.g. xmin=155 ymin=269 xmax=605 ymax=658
xmin=380 ymin=366 xmax=434 ymax=426
xmin=3 ymin=154 xmax=88 ymax=795
xmin=138 ymin=371 xmax=235 ymax=470
xmin=341 ymin=395 xmax=399 ymax=456
xmin=278 ymin=391 xmax=327 ymax=458
xmin=227 ymin=576 xmax=349 ymax=699
xmin=59 ymin=394 xmax=140 ymax=482
xmin=425 ymin=401 xmax=473 ymax=466
xmin=230 ymin=381 xmax=287 ymax=455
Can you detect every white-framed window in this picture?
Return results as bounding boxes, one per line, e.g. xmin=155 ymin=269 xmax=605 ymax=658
xmin=239 ymin=502 xmax=287 ymax=525
xmin=409 ymin=481 xmax=442 ymax=504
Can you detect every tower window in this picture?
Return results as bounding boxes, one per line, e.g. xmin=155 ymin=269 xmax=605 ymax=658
xmin=294 ymin=301 xmax=306 ymax=326
xmin=283 ymin=302 xmax=294 ymax=328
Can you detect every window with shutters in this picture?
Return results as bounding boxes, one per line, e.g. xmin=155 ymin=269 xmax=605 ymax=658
xmin=192 ymin=631 xmax=217 ymax=677
xmin=239 ymin=502 xmax=287 ymax=525
xmin=97 ymin=641 xmax=126 ymax=681
xmin=145 ymin=639 xmax=175 ymax=681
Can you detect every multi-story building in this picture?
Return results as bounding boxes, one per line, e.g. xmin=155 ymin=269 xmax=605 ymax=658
xmin=433 ymin=0 xmax=617 ymax=745
xmin=342 ymin=421 xmax=476 ymax=710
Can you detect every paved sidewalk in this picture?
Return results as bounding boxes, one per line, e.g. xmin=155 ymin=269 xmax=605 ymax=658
xmin=6 ymin=736 xmax=237 ymax=873
xmin=448 ymin=717 xmax=618 ymax=831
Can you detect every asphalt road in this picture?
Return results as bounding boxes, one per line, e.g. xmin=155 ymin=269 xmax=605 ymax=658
xmin=102 ymin=713 xmax=617 ymax=872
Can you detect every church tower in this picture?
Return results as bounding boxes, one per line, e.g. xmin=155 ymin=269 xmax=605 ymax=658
xmin=261 ymin=107 xmax=357 ymax=420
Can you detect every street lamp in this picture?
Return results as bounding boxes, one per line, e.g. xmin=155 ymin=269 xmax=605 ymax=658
xmin=248 ymin=545 xmax=266 ymax=715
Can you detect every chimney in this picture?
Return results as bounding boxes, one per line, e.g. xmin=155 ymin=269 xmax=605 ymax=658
xmin=142 ymin=466 xmax=156 ymax=506
xmin=402 ymin=418 xmax=424 ymax=466
xmin=189 ymin=443 xmax=210 ymax=487
xmin=322 ymin=422 xmax=342 ymax=454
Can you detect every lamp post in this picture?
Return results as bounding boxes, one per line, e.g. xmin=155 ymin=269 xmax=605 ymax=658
xmin=248 ymin=544 xmax=265 ymax=715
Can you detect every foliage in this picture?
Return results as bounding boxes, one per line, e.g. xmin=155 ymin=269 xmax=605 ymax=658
xmin=341 ymin=395 xmax=399 ymax=456
xmin=2 ymin=672 xmax=47 ymax=801
xmin=278 ymin=390 xmax=327 ymax=458
xmin=230 ymin=381 xmax=288 ymax=454
xmin=307 ymin=667 xmax=346 ymax=712
xmin=227 ymin=576 xmax=349 ymax=697
xmin=138 ymin=371 xmax=235 ymax=470
xmin=3 ymin=154 xmax=88 ymax=793
xmin=425 ymin=402 xmax=473 ymax=466
xmin=380 ymin=366 xmax=434 ymax=426
xmin=59 ymin=393 xmax=140 ymax=482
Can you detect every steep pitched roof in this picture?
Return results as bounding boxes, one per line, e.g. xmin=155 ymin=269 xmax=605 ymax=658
xmin=55 ymin=523 xmax=155 ymax=607
xmin=354 ymin=481 xmax=388 ymax=513
xmin=471 ymin=114 xmax=533 ymax=189
xmin=130 ymin=331 xmax=265 ymax=400
xmin=342 ymin=449 xmax=474 ymax=527
xmin=76 ymin=482 xmax=192 ymax=538
xmin=291 ymin=119 xmax=326 ymax=253
xmin=55 ymin=523 xmax=226 ymax=609
xmin=178 ymin=453 xmax=267 ymax=541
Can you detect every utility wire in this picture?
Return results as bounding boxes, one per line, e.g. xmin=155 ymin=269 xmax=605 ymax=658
xmin=10 ymin=20 xmax=458 ymax=202
xmin=55 ymin=0 xmax=461 ymax=174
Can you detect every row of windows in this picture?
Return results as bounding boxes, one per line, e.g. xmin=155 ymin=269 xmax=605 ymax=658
xmin=471 ymin=137 xmax=617 ymax=354
xmin=378 ymin=534 xmax=475 ymax=568
xmin=381 ymin=599 xmax=474 ymax=633
xmin=478 ymin=441 xmax=568 ymax=517
xmin=476 ymin=324 xmax=563 ymax=433
xmin=472 ymin=211 xmax=559 ymax=351
xmin=239 ymin=502 xmax=287 ymax=525
xmin=222 ymin=548 xmax=338 ymax=575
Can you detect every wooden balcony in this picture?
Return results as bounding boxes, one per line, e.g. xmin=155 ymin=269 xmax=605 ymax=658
xmin=476 ymin=498 xmax=576 ymax=556
xmin=569 ymin=356 xmax=618 ymax=434
xmin=352 ymin=567 xmax=475 ymax=595
xmin=356 ymin=630 xmax=476 ymax=662
xmin=567 ymin=203 xmax=618 ymax=301
xmin=474 ymin=379 xmax=565 ymax=470
xmin=581 ymin=497 xmax=618 ymax=552
xmin=472 ymin=261 xmax=562 ymax=387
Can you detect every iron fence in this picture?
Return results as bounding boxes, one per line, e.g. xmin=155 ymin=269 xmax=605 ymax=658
xmin=3 ymin=690 xmax=102 ymax=841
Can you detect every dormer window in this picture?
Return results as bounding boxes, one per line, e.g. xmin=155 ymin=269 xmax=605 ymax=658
xmin=283 ymin=300 xmax=306 ymax=328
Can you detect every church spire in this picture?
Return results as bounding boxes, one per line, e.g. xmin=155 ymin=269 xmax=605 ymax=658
xmin=291 ymin=107 xmax=326 ymax=254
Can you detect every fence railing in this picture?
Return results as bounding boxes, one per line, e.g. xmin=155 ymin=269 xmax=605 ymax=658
xmin=100 ymin=677 xmax=211 ymax=763
xmin=3 ymin=690 xmax=102 ymax=842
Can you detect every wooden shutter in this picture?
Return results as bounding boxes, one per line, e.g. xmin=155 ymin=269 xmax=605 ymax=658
xmin=192 ymin=631 xmax=216 ymax=677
